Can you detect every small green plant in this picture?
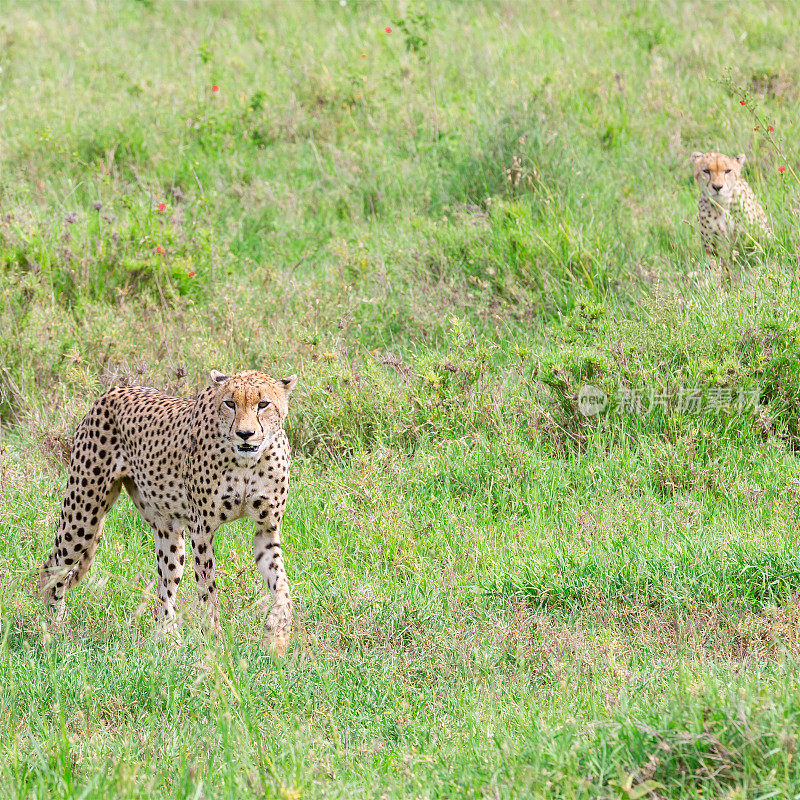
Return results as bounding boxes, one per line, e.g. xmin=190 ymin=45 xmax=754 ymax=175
xmin=395 ymin=1 xmax=432 ymax=62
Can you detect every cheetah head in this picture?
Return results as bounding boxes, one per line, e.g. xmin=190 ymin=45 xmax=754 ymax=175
xmin=210 ymin=369 xmax=297 ymax=459
xmin=691 ymin=151 xmax=745 ymax=203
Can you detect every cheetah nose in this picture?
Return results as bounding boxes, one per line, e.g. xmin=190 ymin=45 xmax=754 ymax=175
xmin=712 ymin=183 xmax=723 ymax=192
xmin=236 ymin=429 xmax=255 ymax=441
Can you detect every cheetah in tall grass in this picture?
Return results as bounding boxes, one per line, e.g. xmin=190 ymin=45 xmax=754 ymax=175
xmin=691 ymin=151 xmax=771 ymax=258
xmin=40 ymin=369 xmax=298 ymax=653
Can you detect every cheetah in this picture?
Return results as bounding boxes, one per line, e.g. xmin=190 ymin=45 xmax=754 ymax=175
xmin=39 ymin=369 xmax=298 ymax=653
xmin=691 ymin=151 xmax=771 ymax=258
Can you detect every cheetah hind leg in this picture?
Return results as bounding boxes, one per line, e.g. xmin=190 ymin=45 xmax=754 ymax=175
xmin=40 ymin=478 xmax=122 ymax=627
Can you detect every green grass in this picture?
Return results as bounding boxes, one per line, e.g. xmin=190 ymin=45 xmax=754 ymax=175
xmin=3 ymin=0 xmax=800 ymax=797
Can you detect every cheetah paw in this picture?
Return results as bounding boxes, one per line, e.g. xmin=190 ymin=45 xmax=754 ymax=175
xmin=262 ymin=614 xmax=292 ymax=656
xmin=155 ymin=621 xmax=183 ymax=647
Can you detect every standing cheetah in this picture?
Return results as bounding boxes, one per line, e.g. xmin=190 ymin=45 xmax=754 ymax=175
xmin=691 ymin=151 xmax=771 ymax=257
xmin=40 ymin=369 xmax=298 ymax=653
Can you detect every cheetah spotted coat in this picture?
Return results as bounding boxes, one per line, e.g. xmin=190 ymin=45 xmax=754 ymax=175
xmin=691 ymin=151 xmax=771 ymax=258
xmin=40 ymin=369 xmax=297 ymax=653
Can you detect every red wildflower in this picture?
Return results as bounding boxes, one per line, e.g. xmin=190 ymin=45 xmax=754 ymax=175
xmin=779 ymin=166 xmax=787 ymax=174
xmin=156 ymin=246 xmax=164 ymax=255
xmin=768 ymin=125 xmax=774 ymax=132
xmin=740 ymin=100 xmax=746 ymax=105
xmin=188 ymin=271 xmax=196 ymax=277
xmin=157 ymin=202 xmax=166 ymax=212
xmin=384 ymin=26 xmax=392 ymax=33
xmin=754 ymin=126 xmax=760 ymax=130
xmin=211 ymin=84 xmax=219 ymax=93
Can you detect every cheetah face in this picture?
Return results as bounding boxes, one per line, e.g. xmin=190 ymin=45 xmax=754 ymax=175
xmin=691 ymin=151 xmax=745 ymax=202
xmin=210 ymin=370 xmax=297 ymax=459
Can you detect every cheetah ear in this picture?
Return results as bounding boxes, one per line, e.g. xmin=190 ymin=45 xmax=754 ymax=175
xmin=691 ymin=152 xmax=704 ymax=164
xmin=734 ymin=153 xmax=746 ymax=166
xmin=209 ymin=370 xmax=229 ymax=385
xmin=279 ymin=375 xmax=298 ymax=397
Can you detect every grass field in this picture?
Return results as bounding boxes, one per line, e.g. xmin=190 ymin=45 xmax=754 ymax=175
xmin=2 ymin=1 xmax=800 ymax=797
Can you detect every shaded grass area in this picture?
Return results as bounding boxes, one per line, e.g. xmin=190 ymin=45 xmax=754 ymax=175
xmin=3 ymin=0 xmax=800 ymax=797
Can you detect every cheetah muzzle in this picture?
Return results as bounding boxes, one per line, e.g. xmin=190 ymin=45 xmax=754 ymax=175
xmin=40 ymin=369 xmax=298 ymax=654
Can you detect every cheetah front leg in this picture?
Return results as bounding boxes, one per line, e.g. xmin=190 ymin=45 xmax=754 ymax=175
xmin=253 ymin=522 xmax=293 ymax=655
xmin=189 ymin=520 xmax=221 ymax=637
xmin=700 ymin=232 xmax=718 ymax=260
xmin=153 ymin=521 xmax=185 ymax=638
xmin=699 ymin=233 xmax=730 ymax=285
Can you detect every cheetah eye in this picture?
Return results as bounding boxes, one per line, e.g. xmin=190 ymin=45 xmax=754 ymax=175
xmin=223 ymin=400 xmax=235 ymax=409
xmin=702 ymin=168 xmax=711 ymax=175
xmin=257 ymin=400 xmax=271 ymax=410
xmin=724 ymin=169 xmax=732 ymax=174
